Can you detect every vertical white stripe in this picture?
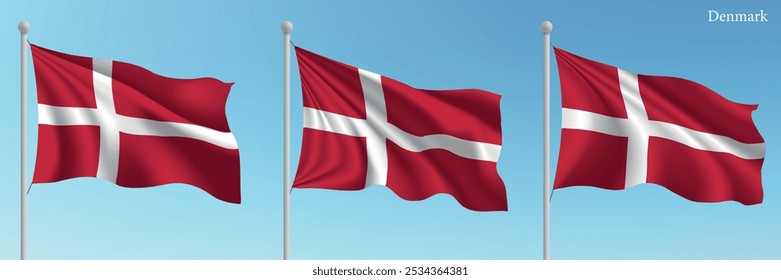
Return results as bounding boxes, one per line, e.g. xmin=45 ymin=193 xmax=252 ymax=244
xmin=93 ymin=59 xmax=120 ymax=183
xmin=618 ymin=68 xmax=649 ymax=189
xmin=359 ymin=68 xmax=388 ymax=187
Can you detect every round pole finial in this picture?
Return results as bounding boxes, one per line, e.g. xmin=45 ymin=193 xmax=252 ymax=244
xmin=281 ymin=21 xmax=293 ymax=34
xmin=541 ymin=21 xmax=553 ymax=34
xmin=18 ymin=21 xmax=30 ymax=34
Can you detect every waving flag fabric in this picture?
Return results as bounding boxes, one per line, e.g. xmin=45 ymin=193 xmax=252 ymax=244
xmin=292 ymin=46 xmax=507 ymax=211
xmin=553 ymin=47 xmax=765 ymax=204
xmin=30 ymin=44 xmax=241 ymax=203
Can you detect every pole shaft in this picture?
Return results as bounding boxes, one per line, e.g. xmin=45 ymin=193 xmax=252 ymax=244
xmin=282 ymin=27 xmax=291 ymax=261
xmin=20 ymin=25 xmax=28 ymax=261
xmin=542 ymin=25 xmax=551 ymax=261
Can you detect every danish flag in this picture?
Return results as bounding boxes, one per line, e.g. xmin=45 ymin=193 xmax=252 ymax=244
xmin=292 ymin=47 xmax=507 ymax=211
xmin=30 ymin=44 xmax=241 ymax=203
xmin=553 ymin=47 xmax=765 ymax=204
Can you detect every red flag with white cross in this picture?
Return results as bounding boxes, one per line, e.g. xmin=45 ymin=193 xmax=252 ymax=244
xmin=292 ymin=46 xmax=507 ymax=211
xmin=30 ymin=44 xmax=241 ymax=203
xmin=553 ymin=47 xmax=765 ymax=204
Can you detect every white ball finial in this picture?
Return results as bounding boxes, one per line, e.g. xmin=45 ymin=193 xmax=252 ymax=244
xmin=281 ymin=21 xmax=293 ymax=34
xmin=541 ymin=21 xmax=553 ymax=34
xmin=18 ymin=21 xmax=30 ymax=34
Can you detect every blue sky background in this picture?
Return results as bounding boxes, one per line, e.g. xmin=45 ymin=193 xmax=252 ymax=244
xmin=0 ymin=0 xmax=778 ymax=259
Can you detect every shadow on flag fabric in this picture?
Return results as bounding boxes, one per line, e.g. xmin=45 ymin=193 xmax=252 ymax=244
xmin=552 ymin=47 xmax=765 ymax=204
xmin=30 ymin=44 xmax=241 ymax=203
xmin=292 ymin=46 xmax=507 ymax=211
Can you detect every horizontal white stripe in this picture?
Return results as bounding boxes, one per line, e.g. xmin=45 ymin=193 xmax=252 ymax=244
xmin=302 ymin=107 xmax=369 ymax=137
xmin=39 ymin=104 xmax=238 ymax=150
xmin=117 ymin=115 xmax=238 ymax=149
xmin=303 ymin=107 xmax=501 ymax=162
xmin=562 ymin=108 xmax=629 ymax=137
xmin=38 ymin=105 xmax=103 ymax=126
xmin=648 ymin=120 xmax=765 ymax=159
xmin=562 ymin=108 xmax=765 ymax=160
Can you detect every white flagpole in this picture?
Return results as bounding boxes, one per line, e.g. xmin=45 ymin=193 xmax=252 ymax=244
xmin=541 ymin=20 xmax=553 ymax=260
xmin=281 ymin=20 xmax=293 ymax=260
xmin=19 ymin=21 xmax=30 ymax=261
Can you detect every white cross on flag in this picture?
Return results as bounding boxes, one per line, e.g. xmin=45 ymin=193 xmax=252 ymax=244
xmin=292 ymin=47 xmax=507 ymax=211
xmin=30 ymin=44 xmax=241 ymax=203
xmin=553 ymin=47 xmax=765 ymax=204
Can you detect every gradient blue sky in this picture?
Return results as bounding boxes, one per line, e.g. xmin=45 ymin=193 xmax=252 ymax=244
xmin=1 ymin=0 xmax=779 ymax=259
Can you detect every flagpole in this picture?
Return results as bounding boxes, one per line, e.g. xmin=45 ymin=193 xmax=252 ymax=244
xmin=19 ymin=21 xmax=30 ymax=261
xmin=541 ymin=20 xmax=553 ymax=260
xmin=281 ymin=20 xmax=293 ymax=260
